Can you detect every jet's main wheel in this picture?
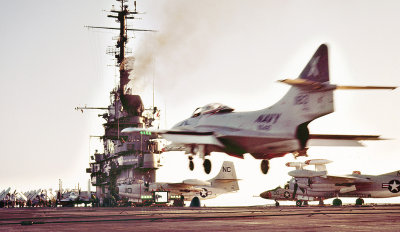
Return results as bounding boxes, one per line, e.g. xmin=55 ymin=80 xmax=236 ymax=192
xmin=203 ymin=159 xmax=212 ymax=174
xmin=296 ymin=200 xmax=303 ymax=207
xmin=332 ymin=198 xmax=342 ymax=206
xmin=261 ymin=160 xmax=270 ymax=174
xmin=355 ymin=198 xmax=364 ymax=206
xmin=275 ymin=201 xmax=280 ymax=207
xmin=189 ymin=160 xmax=194 ymax=171
xmin=190 ymin=197 xmax=200 ymax=207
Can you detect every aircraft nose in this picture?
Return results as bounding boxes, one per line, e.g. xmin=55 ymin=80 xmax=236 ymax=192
xmin=260 ymin=191 xmax=271 ymax=199
xmin=172 ymin=121 xmax=183 ymax=129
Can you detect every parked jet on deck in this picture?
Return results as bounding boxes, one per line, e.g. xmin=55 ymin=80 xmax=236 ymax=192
xmin=118 ymin=161 xmax=239 ymax=206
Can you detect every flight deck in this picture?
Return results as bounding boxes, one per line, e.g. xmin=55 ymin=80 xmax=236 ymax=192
xmin=1 ymin=205 xmax=400 ymax=231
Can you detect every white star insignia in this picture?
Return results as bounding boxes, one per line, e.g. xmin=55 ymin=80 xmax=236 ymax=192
xmin=390 ymin=181 xmax=400 ymax=192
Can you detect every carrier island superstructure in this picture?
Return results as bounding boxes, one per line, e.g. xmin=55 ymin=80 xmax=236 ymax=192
xmin=78 ymin=0 xmax=165 ymax=205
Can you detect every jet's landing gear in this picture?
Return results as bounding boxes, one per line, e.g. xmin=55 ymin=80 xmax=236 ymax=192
xmin=293 ymin=148 xmax=309 ymax=158
xmin=275 ymin=200 xmax=280 ymax=207
xmin=188 ymin=156 xmax=194 ymax=171
xmin=355 ymin=198 xmax=364 ymax=206
xmin=319 ymin=199 xmax=324 ymax=206
xmin=260 ymin=160 xmax=270 ymax=174
xmin=190 ymin=197 xmax=200 ymax=207
xmin=332 ymin=198 xmax=342 ymax=206
xmin=203 ymin=159 xmax=212 ymax=174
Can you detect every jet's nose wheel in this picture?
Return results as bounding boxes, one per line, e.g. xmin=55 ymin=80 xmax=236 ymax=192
xmin=203 ymin=159 xmax=212 ymax=174
xmin=261 ymin=159 xmax=270 ymax=174
xmin=189 ymin=156 xmax=194 ymax=171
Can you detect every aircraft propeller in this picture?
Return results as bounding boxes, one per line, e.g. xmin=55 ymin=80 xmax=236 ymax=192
xmin=292 ymin=180 xmax=298 ymax=200
xmin=292 ymin=179 xmax=306 ymax=200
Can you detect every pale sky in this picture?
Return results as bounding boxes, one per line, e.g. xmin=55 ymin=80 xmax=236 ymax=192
xmin=1 ymin=0 xmax=400 ymax=206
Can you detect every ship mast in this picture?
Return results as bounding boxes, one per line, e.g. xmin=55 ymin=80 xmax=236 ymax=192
xmin=80 ymin=0 xmax=155 ymax=116
xmin=109 ymin=0 xmax=133 ymax=65
xmin=86 ymin=0 xmax=153 ymax=94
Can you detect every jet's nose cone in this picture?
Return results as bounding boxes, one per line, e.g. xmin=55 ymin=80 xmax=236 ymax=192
xmin=260 ymin=191 xmax=270 ymax=199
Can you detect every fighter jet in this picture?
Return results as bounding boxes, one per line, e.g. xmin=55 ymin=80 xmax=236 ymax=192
xmin=118 ymin=161 xmax=239 ymax=206
xmin=58 ymin=189 xmax=93 ymax=207
xmin=123 ymin=44 xmax=395 ymax=175
xmin=260 ymin=159 xmax=400 ymax=206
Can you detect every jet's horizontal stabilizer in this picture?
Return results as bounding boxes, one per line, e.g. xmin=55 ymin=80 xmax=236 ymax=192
xmin=335 ymin=85 xmax=397 ymax=90
xmin=278 ymin=79 xmax=334 ymax=90
xmin=279 ymin=79 xmax=397 ymax=90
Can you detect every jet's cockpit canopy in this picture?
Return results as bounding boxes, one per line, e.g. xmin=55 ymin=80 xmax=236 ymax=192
xmin=191 ymin=103 xmax=234 ymax=118
xmin=284 ymin=181 xmax=290 ymax=189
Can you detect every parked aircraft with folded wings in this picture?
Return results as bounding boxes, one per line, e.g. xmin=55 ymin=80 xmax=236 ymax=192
xmin=118 ymin=161 xmax=239 ymax=206
xmin=123 ymin=44 xmax=395 ymax=175
xmin=260 ymin=159 xmax=400 ymax=206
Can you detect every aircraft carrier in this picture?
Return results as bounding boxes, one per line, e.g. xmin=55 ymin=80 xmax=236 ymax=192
xmin=1 ymin=205 xmax=400 ymax=231
xmin=78 ymin=0 xmax=165 ymax=206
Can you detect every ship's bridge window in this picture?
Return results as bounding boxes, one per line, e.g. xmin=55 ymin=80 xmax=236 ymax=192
xmin=191 ymin=103 xmax=234 ymax=118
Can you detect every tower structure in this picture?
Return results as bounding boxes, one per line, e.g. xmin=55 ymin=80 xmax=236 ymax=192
xmin=80 ymin=0 xmax=163 ymax=205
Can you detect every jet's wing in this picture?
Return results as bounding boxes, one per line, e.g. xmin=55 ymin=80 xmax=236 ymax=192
xmin=308 ymin=134 xmax=384 ymax=147
xmin=121 ymin=127 xmax=226 ymax=152
xmin=161 ymin=131 xmax=225 ymax=147
xmin=165 ymin=183 xmax=193 ymax=188
xmin=165 ymin=179 xmax=211 ymax=189
xmin=122 ymin=127 xmax=224 ymax=147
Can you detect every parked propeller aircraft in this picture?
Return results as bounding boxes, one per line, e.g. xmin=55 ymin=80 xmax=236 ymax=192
xmin=260 ymin=159 xmax=400 ymax=206
xmin=123 ymin=44 xmax=395 ymax=175
xmin=117 ymin=161 xmax=239 ymax=206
